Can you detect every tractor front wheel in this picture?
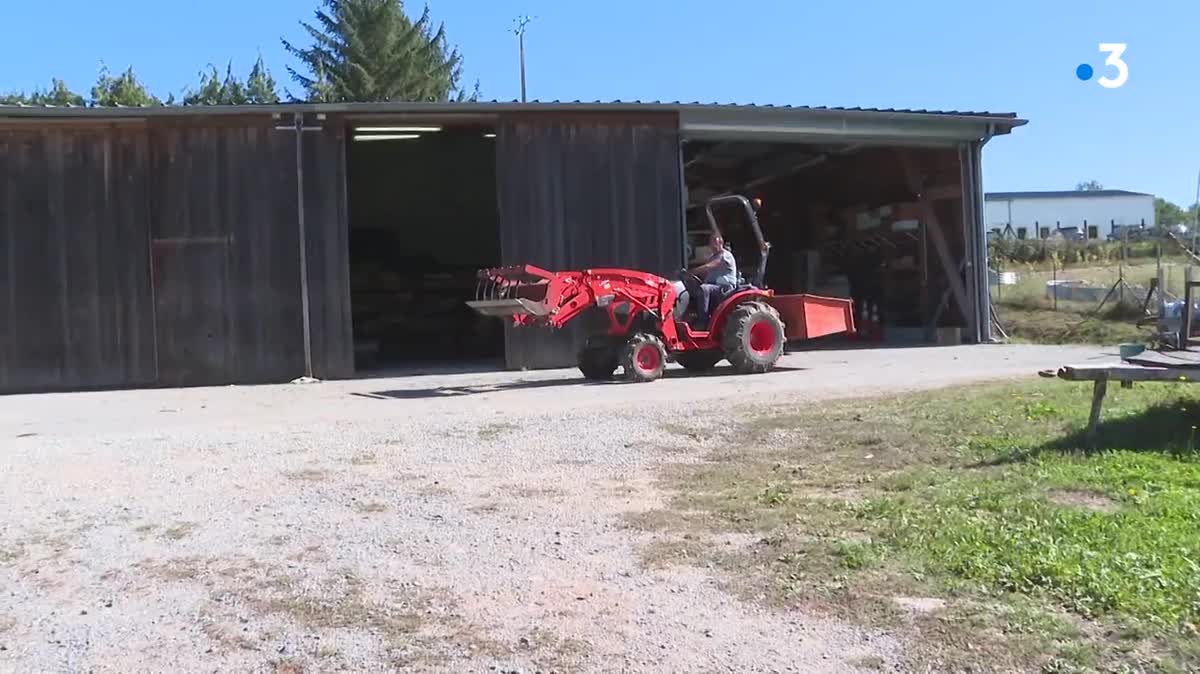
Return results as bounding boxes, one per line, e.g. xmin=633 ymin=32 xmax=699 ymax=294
xmin=722 ymin=301 xmax=785 ymax=374
xmin=620 ymin=333 xmax=667 ymax=383
xmin=577 ymin=340 xmax=618 ymax=380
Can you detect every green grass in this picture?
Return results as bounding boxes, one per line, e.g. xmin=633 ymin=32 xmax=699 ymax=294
xmin=995 ymin=303 xmax=1153 ymax=345
xmin=636 ymin=380 xmax=1200 ymax=672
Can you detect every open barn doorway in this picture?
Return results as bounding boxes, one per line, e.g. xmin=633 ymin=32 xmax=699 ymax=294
xmin=682 ymin=139 xmax=973 ymax=346
xmin=345 ymin=122 xmax=503 ymax=371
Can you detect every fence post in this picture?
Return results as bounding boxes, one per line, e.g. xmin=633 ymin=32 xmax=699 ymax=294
xmin=1053 ymin=256 xmax=1058 ymax=311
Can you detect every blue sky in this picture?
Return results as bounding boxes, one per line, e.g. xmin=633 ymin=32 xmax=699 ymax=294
xmin=2 ymin=0 xmax=1196 ymax=204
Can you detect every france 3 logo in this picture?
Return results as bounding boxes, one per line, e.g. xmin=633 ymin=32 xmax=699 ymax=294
xmin=1076 ymin=44 xmax=1128 ymax=88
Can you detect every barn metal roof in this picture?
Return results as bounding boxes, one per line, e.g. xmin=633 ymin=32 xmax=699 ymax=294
xmin=985 ymin=189 xmax=1152 ymax=199
xmin=0 ymin=98 xmax=1022 ymax=121
xmin=0 ymin=99 xmax=1026 ymax=144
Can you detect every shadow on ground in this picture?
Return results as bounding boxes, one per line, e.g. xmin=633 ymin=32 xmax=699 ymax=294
xmin=982 ymin=396 xmax=1200 ymax=465
xmin=352 ymin=365 xmax=806 ymax=400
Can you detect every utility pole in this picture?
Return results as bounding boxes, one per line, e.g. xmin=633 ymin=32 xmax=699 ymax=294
xmin=512 ymin=15 xmax=534 ymax=102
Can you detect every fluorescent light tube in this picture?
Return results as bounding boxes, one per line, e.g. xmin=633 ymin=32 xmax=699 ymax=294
xmin=354 ymin=126 xmax=442 ymax=133
xmin=353 ymin=134 xmax=421 ymax=141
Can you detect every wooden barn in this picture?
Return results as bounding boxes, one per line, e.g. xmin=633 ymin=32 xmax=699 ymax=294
xmin=0 ymin=101 xmax=1025 ymax=393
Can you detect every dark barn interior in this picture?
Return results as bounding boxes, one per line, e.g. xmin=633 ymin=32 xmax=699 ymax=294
xmin=345 ymin=123 xmax=503 ymax=369
xmin=682 ymin=140 xmax=970 ymax=343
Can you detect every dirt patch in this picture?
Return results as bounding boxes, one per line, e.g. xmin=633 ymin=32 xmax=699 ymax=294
xmin=1047 ymin=489 xmax=1118 ymax=513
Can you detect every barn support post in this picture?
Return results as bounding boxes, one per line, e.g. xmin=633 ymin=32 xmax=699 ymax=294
xmin=275 ymin=111 xmax=325 ymax=382
xmin=965 ymin=138 xmax=990 ymax=342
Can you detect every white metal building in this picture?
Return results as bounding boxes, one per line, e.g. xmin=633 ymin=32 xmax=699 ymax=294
xmin=984 ymin=190 xmax=1154 ymax=239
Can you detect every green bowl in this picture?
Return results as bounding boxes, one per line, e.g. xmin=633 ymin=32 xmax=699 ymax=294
xmin=1119 ymin=343 xmax=1145 ymax=359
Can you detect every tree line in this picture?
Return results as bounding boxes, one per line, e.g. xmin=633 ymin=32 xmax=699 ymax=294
xmin=0 ymin=0 xmax=479 ymax=108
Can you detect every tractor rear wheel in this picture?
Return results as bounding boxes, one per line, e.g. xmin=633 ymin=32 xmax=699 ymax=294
xmin=722 ymin=301 xmax=785 ymax=374
xmin=577 ymin=341 xmax=618 ymax=380
xmin=674 ymin=350 xmax=723 ymax=373
xmin=620 ymin=333 xmax=667 ymax=383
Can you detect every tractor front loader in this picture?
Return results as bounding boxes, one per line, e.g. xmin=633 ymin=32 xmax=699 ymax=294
xmin=467 ymin=195 xmax=856 ymax=383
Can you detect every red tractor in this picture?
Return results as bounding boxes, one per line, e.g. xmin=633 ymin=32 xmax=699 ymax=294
xmin=468 ymin=195 xmax=856 ymax=382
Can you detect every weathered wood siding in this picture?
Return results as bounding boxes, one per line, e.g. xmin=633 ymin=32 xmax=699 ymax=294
xmin=494 ymin=112 xmax=684 ymax=369
xmin=0 ymin=125 xmax=157 ymax=391
xmin=0 ymin=116 xmax=353 ymax=393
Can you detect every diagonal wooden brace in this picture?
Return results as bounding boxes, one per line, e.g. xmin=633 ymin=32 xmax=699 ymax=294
xmin=898 ymin=151 xmax=971 ymax=328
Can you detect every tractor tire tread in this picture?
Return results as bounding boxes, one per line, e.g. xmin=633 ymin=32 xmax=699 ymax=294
xmin=577 ymin=341 xmax=618 ymax=380
xmin=620 ymin=333 xmax=666 ymax=383
xmin=722 ymin=300 xmax=784 ymax=374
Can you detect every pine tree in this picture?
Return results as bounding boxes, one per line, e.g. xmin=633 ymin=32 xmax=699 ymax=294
xmin=91 ymin=64 xmax=162 ymax=107
xmin=183 ymin=65 xmax=226 ymax=105
xmin=183 ymin=58 xmax=279 ymax=105
xmin=281 ymin=0 xmax=479 ymax=102
xmin=0 ymin=79 xmax=86 ymax=106
xmin=246 ymin=56 xmax=280 ymax=104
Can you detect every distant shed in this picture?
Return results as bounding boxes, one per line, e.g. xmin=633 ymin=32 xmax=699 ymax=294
xmin=0 ymin=101 xmax=1025 ymax=393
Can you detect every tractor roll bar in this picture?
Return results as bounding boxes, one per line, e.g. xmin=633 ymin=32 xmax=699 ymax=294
xmin=703 ymin=195 xmax=771 ymax=288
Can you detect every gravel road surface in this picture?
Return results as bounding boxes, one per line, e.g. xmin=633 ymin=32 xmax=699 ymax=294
xmin=0 ymin=344 xmax=1103 ymax=673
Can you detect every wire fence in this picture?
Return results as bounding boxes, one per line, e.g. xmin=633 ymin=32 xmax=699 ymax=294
xmin=988 ymin=227 xmax=1199 ymax=343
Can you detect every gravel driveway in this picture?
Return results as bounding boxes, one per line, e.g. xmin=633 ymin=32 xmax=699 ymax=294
xmin=0 ymin=344 xmax=1102 ymax=673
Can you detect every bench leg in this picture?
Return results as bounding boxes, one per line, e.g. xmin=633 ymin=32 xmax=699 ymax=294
xmin=1086 ymin=377 xmax=1108 ymax=446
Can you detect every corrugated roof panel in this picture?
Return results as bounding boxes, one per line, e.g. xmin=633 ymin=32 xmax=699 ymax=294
xmin=0 ymin=98 xmax=1021 ymax=119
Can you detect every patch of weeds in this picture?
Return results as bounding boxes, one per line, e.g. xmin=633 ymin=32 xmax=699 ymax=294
xmin=201 ymin=619 xmax=258 ymax=652
xmin=270 ymin=657 xmax=306 ymax=674
xmin=638 ymin=536 xmax=714 ymax=569
xmin=133 ymin=523 xmax=157 ymax=536
xmin=0 ymin=545 xmax=25 ymax=563
xmin=513 ymin=486 xmax=564 ymax=499
xmin=163 ymin=522 xmax=197 ymax=541
xmin=848 ymin=655 xmax=886 ymax=671
xmin=468 ymin=501 xmax=501 ymax=514
xmin=514 ymin=627 xmax=590 ymax=670
xmin=317 ymin=644 xmax=339 ymax=658
xmin=353 ymin=501 xmax=387 ymax=514
xmin=349 ymin=452 xmax=377 ymax=466
xmin=477 ymin=422 xmax=518 ymax=442
xmin=266 ymin=535 xmax=287 ymax=546
xmin=833 ymin=540 xmax=879 ymax=570
xmin=284 ymin=468 xmax=330 ymax=482
xmin=758 ymin=483 xmax=791 ymax=506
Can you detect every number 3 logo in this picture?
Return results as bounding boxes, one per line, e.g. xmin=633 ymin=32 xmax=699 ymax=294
xmin=1097 ymin=43 xmax=1128 ymax=88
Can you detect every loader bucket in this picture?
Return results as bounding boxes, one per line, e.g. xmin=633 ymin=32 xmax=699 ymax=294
xmin=466 ymin=298 xmax=552 ymax=318
xmin=466 ymin=264 xmax=556 ymax=322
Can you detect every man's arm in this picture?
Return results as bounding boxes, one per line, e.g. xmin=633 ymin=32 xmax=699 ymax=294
xmin=688 ymin=252 xmax=721 ymax=275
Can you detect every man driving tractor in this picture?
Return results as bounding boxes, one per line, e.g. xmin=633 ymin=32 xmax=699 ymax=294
xmin=685 ymin=233 xmax=738 ymax=326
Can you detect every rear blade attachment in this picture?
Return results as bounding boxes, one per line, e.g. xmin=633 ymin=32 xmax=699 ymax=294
xmin=466 ymin=266 xmax=553 ymax=324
